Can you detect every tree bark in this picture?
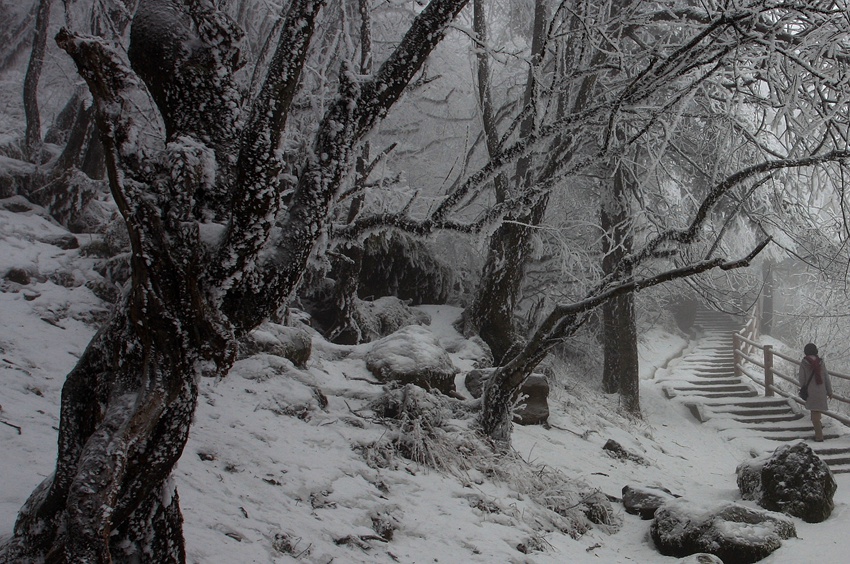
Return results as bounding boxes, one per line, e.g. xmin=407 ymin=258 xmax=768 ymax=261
xmin=23 ymin=0 xmax=53 ymax=163
xmin=327 ymin=0 xmax=373 ymax=345
xmin=600 ymin=162 xmax=640 ymax=414
xmin=465 ymin=0 xmax=548 ymax=364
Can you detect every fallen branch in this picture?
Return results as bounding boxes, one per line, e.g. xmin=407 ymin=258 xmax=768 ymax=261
xmin=1 ymin=419 xmax=22 ymax=434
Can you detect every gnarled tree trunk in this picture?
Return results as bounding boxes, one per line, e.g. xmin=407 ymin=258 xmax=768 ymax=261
xmin=1 ymin=0 xmax=470 ymax=560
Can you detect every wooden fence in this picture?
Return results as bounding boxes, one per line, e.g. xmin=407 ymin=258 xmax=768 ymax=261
xmin=733 ymin=330 xmax=850 ymax=427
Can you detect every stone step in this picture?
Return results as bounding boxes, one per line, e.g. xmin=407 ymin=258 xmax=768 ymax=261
xmin=669 ymin=382 xmax=756 ymax=392
xmin=671 ymin=390 xmax=759 ymax=399
xmin=738 ymin=425 xmax=813 ymax=433
xmin=684 ymin=378 xmax=742 ymax=385
xmin=731 ymin=414 xmax=804 ymax=424
xmin=813 ymin=446 xmax=850 ymax=456
xmin=819 ymin=456 xmax=850 ymax=466
xmin=703 ymin=399 xmax=792 ymax=409
xmin=709 ymin=407 xmax=796 ymax=417
xmin=761 ymin=432 xmax=841 ymax=442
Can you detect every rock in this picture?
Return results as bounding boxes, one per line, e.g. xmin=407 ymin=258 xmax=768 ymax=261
xmin=0 ymin=162 xmax=36 ymax=199
xmin=95 ymin=254 xmax=132 ymax=287
xmin=239 ymin=323 xmax=312 ymax=367
xmin=651 ymin=499 xmax=795 ymax=563
xmin=353 ymin=296 xmax=431 ymax=343
xmin=4 ymin=268 xmax=31 ymax=285
xmin=39 ymin=233 xmax=79 ymax=250
xmin=603 ymin=439 xmax=648 ymax=465
xmin=622 ymin=485 xmax=679 ymax=519
xmin=365 ymin=325 xmax=457 ymax=395
xmin=49 ymin=271 xmax=81 ymax=288
xmin=737 ymin=457 xmax=763 ymax=502
xmin=464 ymin=368 xmax=490 ymax=398
xmin=85 ymin=280 xmax=123 ymax=304
xmin=463 ymin=369 xmax=549 ymax=425
xmin=737 ymin=441 xmax=836 ymax=523
xmin=514 ymin=374 xmax=549 ymax=425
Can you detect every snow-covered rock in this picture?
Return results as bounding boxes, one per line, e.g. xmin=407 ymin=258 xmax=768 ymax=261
xmin=239 ymin=322 xmax=312 ymax=367
xmin=650 ymin=499 xmax=795 ymax=563
xmin=621 ymin=484 xmax=679 ymax=519
xmin=364 ymin=325 xmax=458 ymax=394
xmin=463 ymin=368 xmax=549 ymax=425
xmin=737 ymin=441 xmax=836 ymax=523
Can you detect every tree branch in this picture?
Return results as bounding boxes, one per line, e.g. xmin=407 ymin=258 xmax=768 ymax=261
xmin=212 ymin=0 xmax=326 ymax=291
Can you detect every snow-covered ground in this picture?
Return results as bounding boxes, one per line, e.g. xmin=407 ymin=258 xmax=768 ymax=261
xmin=2 ymin=201 xmax=850 ymax=563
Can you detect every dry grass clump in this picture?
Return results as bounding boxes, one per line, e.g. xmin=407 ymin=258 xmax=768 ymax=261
xmin=359 ymin=384 xmax=621 ymax=546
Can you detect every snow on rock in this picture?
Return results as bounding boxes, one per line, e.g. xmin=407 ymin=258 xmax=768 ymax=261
xmin=650 ymin=499 xmax=795 ymax=563
xmin=364 ymin=325 xmax=458 ymax=395
xmin=239 ymin=321 xmax=312 ymax=366
xmin=622 ymin=484 xmax=680 ymax=519
xmin=738 ymin=441 xmax=837 ymax=523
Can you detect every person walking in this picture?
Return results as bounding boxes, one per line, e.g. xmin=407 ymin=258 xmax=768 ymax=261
xmin=799 ymin=343 xmax=833 ymax=442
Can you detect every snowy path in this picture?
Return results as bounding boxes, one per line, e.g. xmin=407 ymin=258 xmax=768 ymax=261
xmin=655 ymin=309 xmax=850 ymax=473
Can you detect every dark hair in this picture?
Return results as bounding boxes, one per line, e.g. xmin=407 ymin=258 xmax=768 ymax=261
xmin=804 ymin=343 xmax=819 ymax=356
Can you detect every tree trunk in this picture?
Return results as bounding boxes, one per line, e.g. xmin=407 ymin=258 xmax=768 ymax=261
xmin=5 ymin=217 xmax=236 ymax=562
xmin=23 ymin=0 xmax=53 ymax=162
xmin=601 ymin=291 xmax=640 ymax=412
xmin=467 ymin=196 xmax=548 ymax=363
xmin=600 ymin=162 xmax=640 ymax=413
xmin=762 ymin=261 xmax=773 ymax=334
xmin=465 ymin=0 xmax=547 ymax=364
xmin=326 ymin=0 xmax=371 ymax=344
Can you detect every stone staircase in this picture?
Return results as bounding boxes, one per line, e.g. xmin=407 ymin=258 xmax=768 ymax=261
xmin=659 ymin=308 xmax=850 ymax=473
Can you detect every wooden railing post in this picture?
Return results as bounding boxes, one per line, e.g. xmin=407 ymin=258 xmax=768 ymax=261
xmin=763 ymin=345 xmax=774 ymax=397
xmin=733 ymin=333 xmax=742 ymax=377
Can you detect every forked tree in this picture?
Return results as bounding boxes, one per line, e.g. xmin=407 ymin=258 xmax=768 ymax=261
xmin=0 ymin=0 xmax=470 ymax=561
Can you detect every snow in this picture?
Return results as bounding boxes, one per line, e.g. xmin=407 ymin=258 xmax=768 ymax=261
xmin=3 ymin=206 xmax=850 ymax=563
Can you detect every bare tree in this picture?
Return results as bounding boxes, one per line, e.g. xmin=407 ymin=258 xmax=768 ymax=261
xmin=0 ymin=0 xmax=470 ymax=560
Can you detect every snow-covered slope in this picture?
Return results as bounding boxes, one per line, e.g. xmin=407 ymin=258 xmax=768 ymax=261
xmin=1 ymin=202 xmax=849 ymax=563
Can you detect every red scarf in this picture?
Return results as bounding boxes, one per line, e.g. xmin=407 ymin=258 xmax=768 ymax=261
xmin=805 ymin=355 xmax=823 ymax=385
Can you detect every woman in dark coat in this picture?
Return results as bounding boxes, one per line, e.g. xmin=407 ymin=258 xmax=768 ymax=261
xmin=799 ymin=343 xmax=833 ymax=442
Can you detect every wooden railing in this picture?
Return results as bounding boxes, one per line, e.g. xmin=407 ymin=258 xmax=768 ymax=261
xmin=733 ymin=330 xmax=850 ymax=427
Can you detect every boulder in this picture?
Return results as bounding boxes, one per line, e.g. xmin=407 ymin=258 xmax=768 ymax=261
xmin=603 ymin=439 xmax=648 ymax=465
xmin=39 ymin=233 xmax=79 ymax=250
xmin=514 ymin=374 xmax=549 ymax=425
xmin=737 ymin=441 xmax=836 ymax=523
xmin=622 ymin=485 xmax=679 ymax=519
xmin=359 ymin=232 xmax=453 ymax=305
xmin=365 ymin=325 xmax=458 ymax=395
xmin=737 ymin=457 xmax=763 ymax=502
xmin=464 ymin=369 xmax=549 ymax=425
xmin=4 ymin=267 xmax=31 ymax=285
xmin=239 ymin=323 xmax=312 ymax=367
xmin=651 ymin=499 xmax=795 ymax=563
xmin=463 ymin=369 xmax=491 ymax=398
